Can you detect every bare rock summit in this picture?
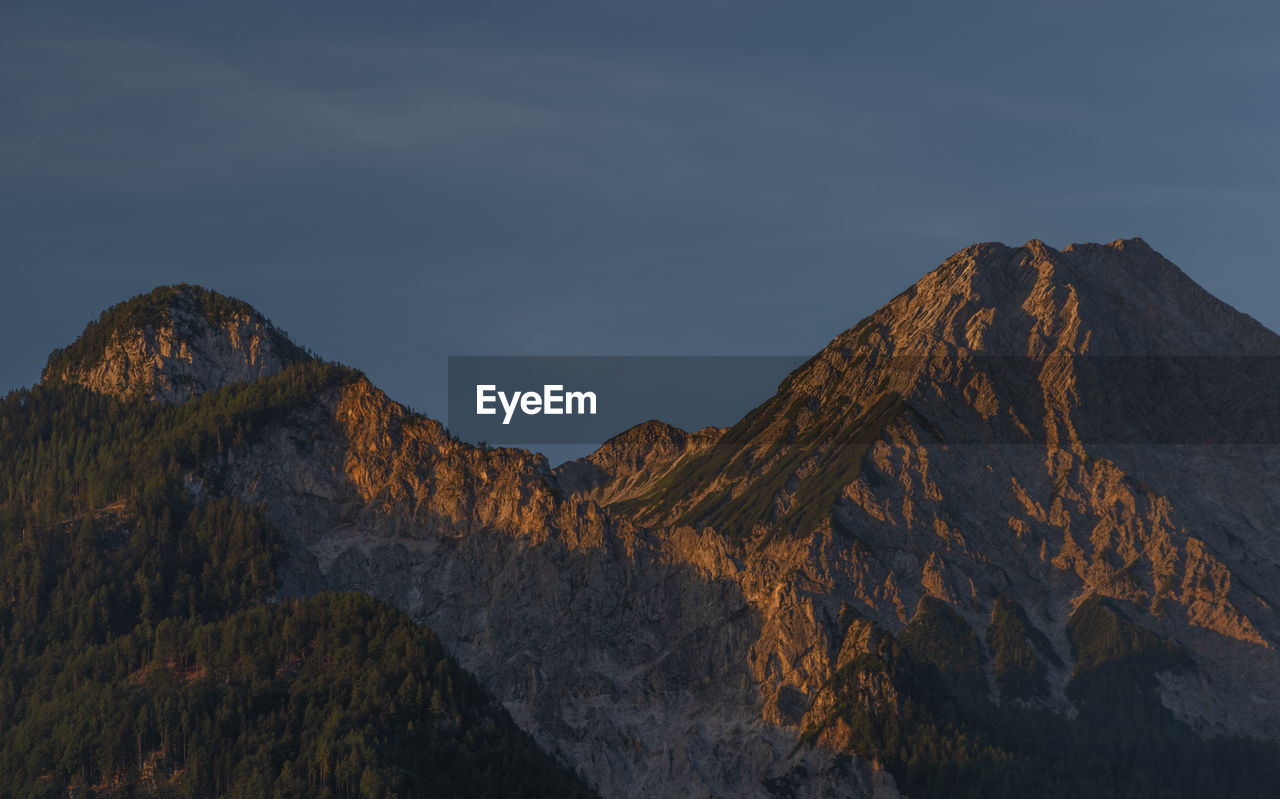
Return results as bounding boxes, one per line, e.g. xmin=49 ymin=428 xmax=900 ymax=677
xmin=42 ymin=284 xmax=310 ymax=402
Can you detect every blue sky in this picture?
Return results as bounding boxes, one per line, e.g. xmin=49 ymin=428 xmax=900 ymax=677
xmin=2 ymin=1 xmax=1278 ymax=461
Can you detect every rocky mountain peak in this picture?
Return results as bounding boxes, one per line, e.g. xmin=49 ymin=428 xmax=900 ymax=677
xmin=747 ymin=236 xmax=1280 ymax=452
xmin=42 ymin=284 xmax=311 ymax=402
xmin=859 ymin=236 xmax=1280 ymax=360
xmin=626 ymin=237 xmax=1280 ymax=543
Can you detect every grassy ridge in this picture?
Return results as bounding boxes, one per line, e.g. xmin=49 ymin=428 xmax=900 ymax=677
xmin=629 ymin=389 xmax=903 ymax=544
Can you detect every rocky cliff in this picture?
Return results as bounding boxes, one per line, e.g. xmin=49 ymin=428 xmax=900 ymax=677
xmin=213 ymin=378 xmax=897 ymax=797
xmin=44 ymin=239 xmax=1280 ymax=797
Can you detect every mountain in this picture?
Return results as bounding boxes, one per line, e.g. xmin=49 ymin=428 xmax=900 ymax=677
xmin=0 ymin=314 xmax=596 ymax=796
xmin=5 ymin=237 xmax=1280 ymax=798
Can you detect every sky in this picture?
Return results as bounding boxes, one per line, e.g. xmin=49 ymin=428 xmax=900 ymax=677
xmin=2 ymin=1 xmax=1278 ymax=462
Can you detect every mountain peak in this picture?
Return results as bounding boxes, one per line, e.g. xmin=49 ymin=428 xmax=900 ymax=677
xmin=1101 ymin=235 xmax=1154 ymax=253
xmin=43 ymin=284 xmax=312 ymax=402
xmin=555 ymin=419 xmax=724 ymax=504
xmin=865 ymin=236 xmax=1279 ymax=359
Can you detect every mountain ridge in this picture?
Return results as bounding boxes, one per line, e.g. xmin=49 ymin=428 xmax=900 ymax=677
xmin=15 ymin=237 xmax=1280 ymax=798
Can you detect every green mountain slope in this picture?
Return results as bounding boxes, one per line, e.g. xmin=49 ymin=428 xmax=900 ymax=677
xmin=0 ymin=364 xmax=596 ymax=798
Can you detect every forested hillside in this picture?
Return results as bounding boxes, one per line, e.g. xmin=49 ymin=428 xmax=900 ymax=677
xmin=0 ymin=363 xmax=596 ymax=798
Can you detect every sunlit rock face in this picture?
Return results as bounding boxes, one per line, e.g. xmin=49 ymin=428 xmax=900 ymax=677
xmin=43 ymin=284 xmax=309 ymax=403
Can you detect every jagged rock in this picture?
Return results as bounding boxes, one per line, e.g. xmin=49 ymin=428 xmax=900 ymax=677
xmin=554 ymin=420 xmax=725 ymax=505
xmin=221 ymin=377 xmax=895 ymax=797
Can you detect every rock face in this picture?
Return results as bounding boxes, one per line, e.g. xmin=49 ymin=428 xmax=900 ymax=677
xmin=43 ymin=284 xmax=309 ymax=402
xmin=56 ymin=240 xmax=1280 ymax=797
xmin=221 ymin=379 xmax=899 ymax=798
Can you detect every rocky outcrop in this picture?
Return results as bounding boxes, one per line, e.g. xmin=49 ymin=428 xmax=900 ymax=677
xmin=43 ymin=284 xmax=309 ymax=402
xmin=554 ymin=420 xmax=724 ymax=505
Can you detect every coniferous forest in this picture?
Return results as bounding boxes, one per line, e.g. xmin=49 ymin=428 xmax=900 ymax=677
xmin=0 ymin=363 xmax=597 ymax=798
